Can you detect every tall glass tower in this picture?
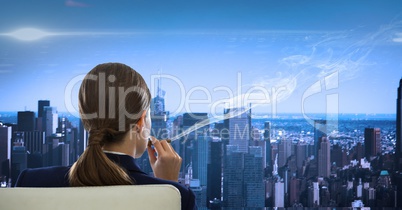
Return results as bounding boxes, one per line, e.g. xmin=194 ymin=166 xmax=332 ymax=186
xmin=396 ymin=79 xmax=402 ymax=171
xmin=38 ymin=100 xmax=50 ymax=118
xmin=313 ymin=120 xmax=327 ymax=159
xmin=37 ymin=100 xmax=50 ymax=132
xmin=43 ymin=106 xmax=58 ymax=137
xmin=227 ymin=107 xmax=251 ymax=153
xmin=150 ymin=89 xmax=168 ymax=139
xmin=264 ymin=121 xmax=272 ymax=173
xmin=182 ymin=113 xmax=209 ymax=185
xmin=207 ymin=137 xmax=222 ymax=208
xmin=318 ymin=137 xmax=331 ymax=177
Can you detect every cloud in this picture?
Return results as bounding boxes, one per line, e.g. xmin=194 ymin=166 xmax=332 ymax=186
xmin=0 ymin=28 xmax=129 ymax=41
xmin=0 ymin=28 xmax=341 ymax=43
xmin=0 ymin=70 xmax=12 ymax=74
xmin=276 ymin=19 xmax=402 ymax=88
xmin=393 ymin=32 xmax=402 ymax=42
xmin=281 ymin=55 xmax=310 ymax=67
xmin=65 ymin=0 xmax=89 ymax=7
xmin=2 ymin=28 xmax=54 ymax=41
xmin=253 ymin=75 xmax=298 ymax=103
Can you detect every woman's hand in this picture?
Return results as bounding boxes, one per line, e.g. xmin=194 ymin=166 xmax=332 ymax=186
xmin=147 ymin=136 xmax=182 ymax=182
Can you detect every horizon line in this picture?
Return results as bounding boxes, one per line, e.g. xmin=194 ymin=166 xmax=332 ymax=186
xmin=0 ymin=110 xmax=397 ymax=116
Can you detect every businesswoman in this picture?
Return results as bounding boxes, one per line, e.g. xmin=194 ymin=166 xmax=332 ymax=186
xmin=16 ymin=63 xmax=196 ymax=210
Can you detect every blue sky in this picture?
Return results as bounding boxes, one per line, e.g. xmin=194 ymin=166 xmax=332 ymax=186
xmin=0 ymin=0 xmax=401 ymax=116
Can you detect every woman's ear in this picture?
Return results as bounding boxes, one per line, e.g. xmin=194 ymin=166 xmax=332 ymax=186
xmin=136 ymin=110 xmax=147 ymax=128
xmin=130 ymin=111 xmax=147 ymax=133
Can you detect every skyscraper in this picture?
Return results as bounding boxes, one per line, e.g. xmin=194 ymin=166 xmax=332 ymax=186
xmin=43 ymin=106 xmax=58 ymax=137
xmin=17 ymin=111 xmax=35 ymax=132
xmin=207 ymin=137 xmax=222 ymax=208
xmin=274 ymin=181 xmax=284 ymax=207
xmin=171 ymin=115 xmax=183 ymax=160
xmin=318 ymin=137 xmax=330 ymax=177
xmin=308 ymin=182 xmax=320 ymax=207
xmin=289 ymin=177 xmax=301 ymax=205
xmin=23 ymin=131 xmax=45 ymax=168
xmin=227 ymin=107 xmax=251 ymax=153
xmin=182 ymin=113 xmax=209 ymax=183
xmin=244 ymin=146 xmax=264 ymax=207
xmin=150 ymin=93 xmax=168 ymax=139
xmin=264 ymin=121 xmax=272 ymax=171
xmin=195 ymin=135 xmax=210 ymax=186
xmin=11 ymin=132 xmax=27 ymax=186
xmin=37 ymin=100 xmax=50 ymax=131
xmin=396 ymin=79 xmax=402 ymax=171
xmin=38 ymin=100 xmax=50 ymax=118
xmin=0 ymin=124 xmax=12 ymax=182
xmin=223 ymin=145 xmax=244 ymax=207
xmin=296 ymin=142 xmax=308 ymax=175
xmin=278 ymin=138 xmax=292 ymax=168
xmin=364 ymin=128 xmax=381 ymax=159
xmin=396 ymin=173 xmax=402 ymax=207
xmin=44 ymin=135 xmax=70 ymax=167
xmin=251 ymin=138 xmax=266 ymax=169
xmin=313 ymin=120 xmax=327 ymax=159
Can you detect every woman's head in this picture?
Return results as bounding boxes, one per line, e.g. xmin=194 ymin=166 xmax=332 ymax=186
xmin=69 ymin=62 xmax=151 ymax=186
xmin=79 ymin=62 xmax=151 ymax=136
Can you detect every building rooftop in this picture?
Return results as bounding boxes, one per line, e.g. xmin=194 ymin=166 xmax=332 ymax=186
xmin=380 ymin=170 xmax=389 ymax=176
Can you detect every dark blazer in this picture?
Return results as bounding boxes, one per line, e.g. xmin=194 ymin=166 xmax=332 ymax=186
xmin=15 ymin=153 xmax=196 ymax=210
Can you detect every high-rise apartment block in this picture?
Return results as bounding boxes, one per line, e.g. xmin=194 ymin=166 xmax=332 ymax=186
xmin=364 ymin=128 xmax=381 ymax=159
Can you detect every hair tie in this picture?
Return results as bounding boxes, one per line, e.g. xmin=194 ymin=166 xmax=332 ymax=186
xmin=88 ymin=129 xmax=110 ymax=146
xmin=88 ymin=128 xmax=118 ymax=147
xmin=87 ymin=140 xmax=102 ymax=147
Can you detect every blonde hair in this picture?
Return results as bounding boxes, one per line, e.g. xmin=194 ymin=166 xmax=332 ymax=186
xmin=69 ymin=63 xmax=151 ymax=186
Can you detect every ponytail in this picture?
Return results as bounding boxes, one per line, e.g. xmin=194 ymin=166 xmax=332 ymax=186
xmin=68 ymin=128 xmax=134 ymax=186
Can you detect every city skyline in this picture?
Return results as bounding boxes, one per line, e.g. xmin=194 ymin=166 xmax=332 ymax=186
xmin=0 ymin=95 xmax=400 ymax=207
xmin=1 ymin=1 xmax=402 ymax=115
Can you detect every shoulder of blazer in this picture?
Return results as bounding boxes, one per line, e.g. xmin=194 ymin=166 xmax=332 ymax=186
xmin=15 ymin=166 xmax=70 ymax=187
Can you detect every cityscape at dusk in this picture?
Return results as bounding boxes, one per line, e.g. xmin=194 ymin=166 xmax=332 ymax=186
xmin=1 ymin=0 xmax=402 ymax=209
